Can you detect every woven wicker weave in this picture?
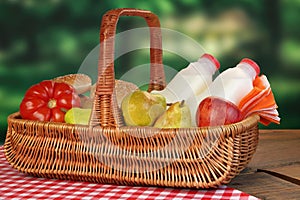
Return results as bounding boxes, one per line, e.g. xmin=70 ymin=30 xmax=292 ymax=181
xmin=4 ymin=8 xmax=260 ymax=189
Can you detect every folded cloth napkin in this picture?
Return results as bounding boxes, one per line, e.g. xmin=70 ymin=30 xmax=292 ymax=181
xmin=238 ymin=75 xmax=280 ymax=126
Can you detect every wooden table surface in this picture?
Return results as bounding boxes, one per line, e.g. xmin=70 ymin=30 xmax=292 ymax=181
xmin=228 ymin=129 xmax=300 ymax=200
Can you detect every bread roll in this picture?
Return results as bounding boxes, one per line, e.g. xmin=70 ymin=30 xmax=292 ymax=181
xmin=90 ymin=80 xmax=138 ymax=107
xmin=53 ymin=74 xmax=92 ymax=94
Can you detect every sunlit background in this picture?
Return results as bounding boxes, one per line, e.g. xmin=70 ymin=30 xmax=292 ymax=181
xmin=1 ymin=0 xmax=300 ymax=143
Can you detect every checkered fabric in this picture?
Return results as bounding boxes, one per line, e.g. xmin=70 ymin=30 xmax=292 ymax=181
xmin=0 ymin=146 xmax=258 ymax=199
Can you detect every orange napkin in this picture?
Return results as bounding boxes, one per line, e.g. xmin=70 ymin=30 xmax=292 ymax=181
xmin=238 ymin=75 xmax=280 ymax=126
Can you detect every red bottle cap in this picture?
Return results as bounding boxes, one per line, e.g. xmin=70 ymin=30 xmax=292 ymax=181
xmin=201 ymin=53 xmax=220 ymax=69
xmin=240 ymin=58 xmax=260 ymax=76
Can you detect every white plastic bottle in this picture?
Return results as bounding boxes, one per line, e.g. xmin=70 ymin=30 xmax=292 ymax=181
xmin=151 ymin=53 xmax=220 ymax=104
xmin=196 ymin=58 xmax=260 ymax=106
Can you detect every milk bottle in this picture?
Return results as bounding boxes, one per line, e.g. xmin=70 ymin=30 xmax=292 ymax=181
xmin=197 ymin=58 xmax=260 ymax=106
xmin=152 ymin=53 xmax=220 ymax=104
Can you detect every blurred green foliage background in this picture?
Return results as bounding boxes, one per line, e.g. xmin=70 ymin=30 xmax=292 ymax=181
xmin=1 ymin=0 xmax=299 ymax=143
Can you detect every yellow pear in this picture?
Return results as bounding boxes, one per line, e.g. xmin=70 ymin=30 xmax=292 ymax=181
xmin=154 ymin=100 xmax=191 ymax=128
xmin=121 ymin=90 xmax=166 ymax=126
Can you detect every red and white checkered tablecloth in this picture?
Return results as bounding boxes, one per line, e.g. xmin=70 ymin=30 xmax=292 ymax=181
xmin=0 ymin=146 xmax=258 ymax=199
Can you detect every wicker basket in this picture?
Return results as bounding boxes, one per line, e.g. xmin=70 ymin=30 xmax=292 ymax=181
xmin=4 ymin=8 xmax=260 ymax=189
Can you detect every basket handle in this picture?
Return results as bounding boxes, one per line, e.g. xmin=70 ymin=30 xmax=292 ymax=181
xmin=90 ymin=8 xmax=165 ymax=127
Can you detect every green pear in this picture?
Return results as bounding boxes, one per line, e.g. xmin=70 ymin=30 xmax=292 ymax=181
xmin=154 ymin=100 xmax=191 ymax=128
xmin=121 ymin=90 xmax=166 ymax=126
xmin=64 ymin=108 xmax=92 ymax=125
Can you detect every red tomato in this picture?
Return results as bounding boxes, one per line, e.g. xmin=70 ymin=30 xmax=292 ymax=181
xmin=20 ymin=80 xmax=81 ymax=122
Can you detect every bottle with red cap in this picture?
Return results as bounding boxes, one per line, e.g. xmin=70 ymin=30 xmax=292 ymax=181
xmin=151 ymin=53 xmax=220 ymax=105
xmin=196 ymin=58 xmax=261 ymax=106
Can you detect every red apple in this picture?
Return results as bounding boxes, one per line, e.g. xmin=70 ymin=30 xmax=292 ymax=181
xmin=196 ymin=96 xmax=243 ymax=127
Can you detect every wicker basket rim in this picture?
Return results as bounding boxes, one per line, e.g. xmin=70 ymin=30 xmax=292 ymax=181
xmin=7 ymin=112 xmax=259 ymax=133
